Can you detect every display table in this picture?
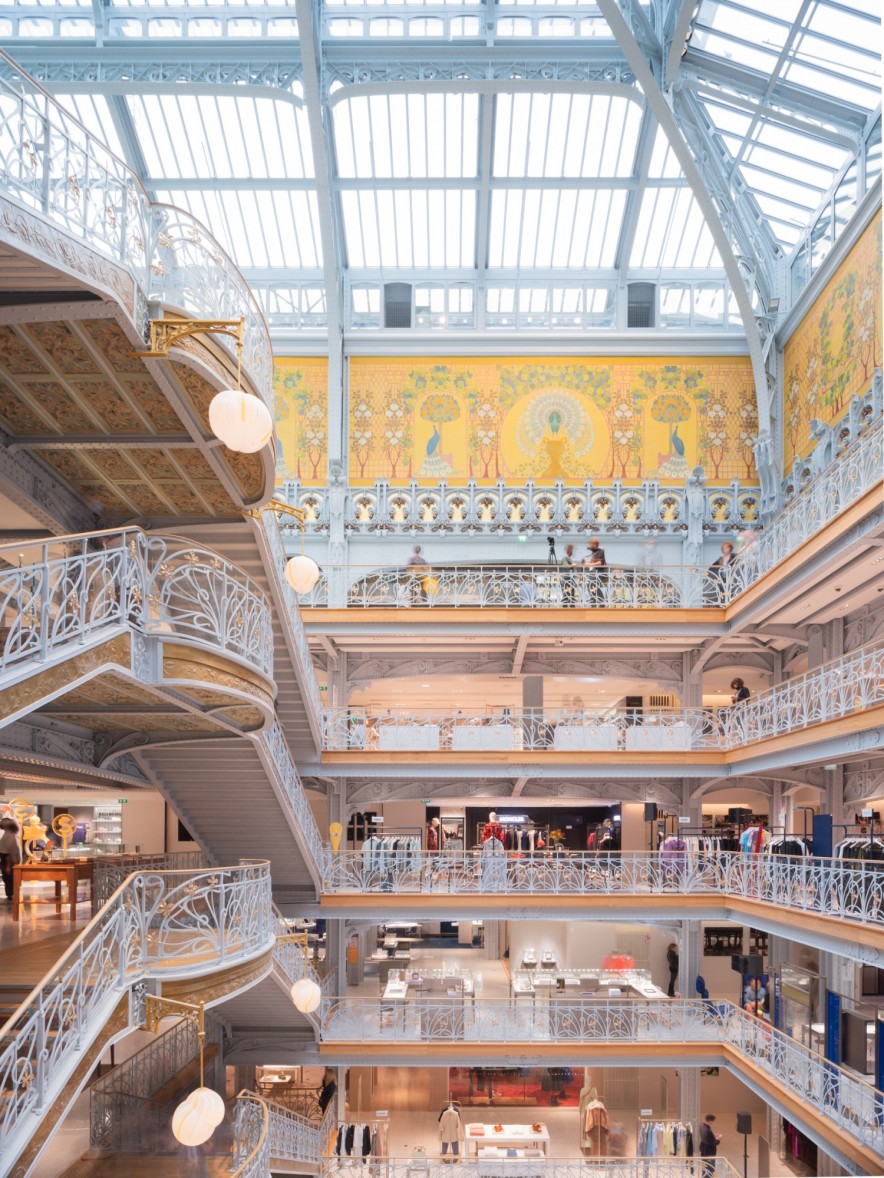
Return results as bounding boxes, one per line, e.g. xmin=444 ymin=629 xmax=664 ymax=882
xmin=452 ymin=725 xmax=523 ymax=751
xmin=377 ymin=724 xmax=441 ymax=751
xmin=13 ymin=859 xmax=93 ymax=922
xmin=553 ymin=724 xmax=619 ymax=751
xmin=624 ymin=723 xmax=692 ymax=751
xmin=466 ymin=1124 xmax=550 ymax=1158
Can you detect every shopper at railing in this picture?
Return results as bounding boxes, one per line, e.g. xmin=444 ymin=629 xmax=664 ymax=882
xmin=730 ymin=678 xmax=750 ymax=705
xmin=705 ymin=541 xmax=735 ymax=604
xmin=560 ymin=544 xmax=578 ymax=607
xmin=583 ymin=539 xmax=607 ymax=606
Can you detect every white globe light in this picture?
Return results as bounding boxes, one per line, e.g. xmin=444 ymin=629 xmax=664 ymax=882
xmin=189 ymin=1086 xmax=226 ymax=1127
xmin=290 ymin=977 xmax=322 ymax=1013
xmin=208 ymin=388 xmax=273 ymax=454
xmin=172 ymin=1092 xmax=216 ymax=1147
xmin=285 ymin=555 xmax=320 ymax=595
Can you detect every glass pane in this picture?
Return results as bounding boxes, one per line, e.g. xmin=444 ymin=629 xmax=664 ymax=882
xmin=694 ymin=283 xmax=725 ymax=328
xmin=810 ymin=209 xmax=833 ymax=273
xmin=659 ymin=283 xmax=691 ymax=328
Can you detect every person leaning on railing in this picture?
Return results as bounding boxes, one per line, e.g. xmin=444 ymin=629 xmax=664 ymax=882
xmin=705 ymin=541 xmax=735 ymax=604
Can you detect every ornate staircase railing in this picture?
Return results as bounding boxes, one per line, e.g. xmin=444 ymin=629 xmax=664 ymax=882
xmin=0 ymin=529 xmax=274 ymax=692
xmin=0 ymin=860 xmax=274 ymax=1170
xmin=0 ymin=52 xmax=271 ymax=400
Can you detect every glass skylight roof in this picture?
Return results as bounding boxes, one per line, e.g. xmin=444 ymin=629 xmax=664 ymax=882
xmin=688 ymin=0 xmax=881 ymax=247
xmin=12 ymin=0 xmax=876 ymax=331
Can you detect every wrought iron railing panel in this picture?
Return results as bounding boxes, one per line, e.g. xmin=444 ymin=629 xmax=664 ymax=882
xmin=260 ymin=721 xmax=324 ymax=884
xmin=722 ymin=417 xmax=883 ymax=603
xmin=0 ymin=862 xmax=273 ymax=1166
xmin=0 ymin=529 xmax=274 ymax=686
xmin=318 ymin=999 xmax=884 ymax=1154
xmin=232 ymin=1091 xmax=271 ymax=1178
xmin=0 ymin=54 xmax=271 ymax=402
xmin=300 ymin=564 xmax=722 ymax=610
xmin=320 ymin=848 xmax=884 ymax=929
xmin=92 ymin=851 xmax=212 ymax=911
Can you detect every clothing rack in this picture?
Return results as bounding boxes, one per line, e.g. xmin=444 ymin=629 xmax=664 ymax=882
xmin=579 ymin=1089 xmax=608 ymax=1158
xmin=474 ymin=822 xmax=549 ymax=852
xmin=637 ymin=1118 xmax=694 ymax=1159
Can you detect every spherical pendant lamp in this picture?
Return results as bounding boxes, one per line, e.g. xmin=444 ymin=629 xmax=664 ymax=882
xmin=208 ymin=388 xmax=273 ymax=454
xmin=188 ymin=1086 xmax=226 ymax=1127
xmin=172 ymin=1091 xmax=216 ymax=1147
xmin=290 ymin=977 xmax=322 ymax=1013
xmin=285 ymin=554 xmax=320 ymax=594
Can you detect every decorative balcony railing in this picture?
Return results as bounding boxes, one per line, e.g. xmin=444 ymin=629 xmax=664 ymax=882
xmin=321 ymin=640 xmax=884 ymax=755
xmin=721 ymin=415 xmax=883 ymax=601
xmin=278 ymin=476 xmax=760 ymax=538
xmin=300 ymin=563 xmax=725 ymax=610
xmin=321 ymin=847 xmax=884 ymax=926
xmin=0 ymin=860 xmax=274 ymax=1168
xmin=0 ymin=52 xmax=272 ymax=400
xmin=0 ymin=529 xmax=274 ymax=688
xmin=319 ymin=998 xmax=884 ymax=1156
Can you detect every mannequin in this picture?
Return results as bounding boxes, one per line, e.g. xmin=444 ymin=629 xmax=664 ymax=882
xmin=427 ymin=816 xmax=442 ymax=852
xmin=480 ymin=812 xmax=506 ymax=890
xmin=481 ymin=811 xmax=505 ymax=845
xmin=439 ymin=1099 xmax=464 ymax=1160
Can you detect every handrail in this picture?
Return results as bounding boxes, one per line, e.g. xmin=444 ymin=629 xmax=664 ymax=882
xmin=232 ymin=1091 xmax=271 ymax=1178
xmin=0 ymin=860 xmax=274 ymax=1171
xmin=317 ymin=997 xmax=884 ymax=1155
xmin=722 ymin=415 xmax=883 ymax=603
xmin=320 ymin=639 xmax=884 ymax=752
xmin=320 ymin=848 xmax=884 ymax=929
xmin=0 ymin=527 xmax=274 ymax=683
xmin=258 ymin=508 xmax=324 ymax=723
xmin=299 ymin=563 xmax=724 ymax=610
xmin=92 ymin=850 xmax=212 ymax=911
xmin=325 ymin=1160 xmax=739 ymax=1178
xmin=0 ymin=52 xmax=272 ymax=401
xmin=260 ymin=721 xmax=325 ymax=886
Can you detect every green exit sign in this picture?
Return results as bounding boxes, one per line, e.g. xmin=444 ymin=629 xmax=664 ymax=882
xmin=319 ymin=685 xmax=328 ymax=692
xmin=117 ymin=798 xmax=128 ymax=804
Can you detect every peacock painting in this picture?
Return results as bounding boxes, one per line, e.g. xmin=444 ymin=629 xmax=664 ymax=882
xmin=419 ymin=394 xmax=461 ymax=477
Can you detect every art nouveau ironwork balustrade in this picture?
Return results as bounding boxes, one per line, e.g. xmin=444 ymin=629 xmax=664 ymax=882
xmin=318 ymin=998 xmax=884 ymax=1155
xmin=320 ymin=849 xmax=884 ymax=928
xmin=721 ymin=416 xmax=883 ymax=602
xmin=0 ymin=528 xmax=274 ymax=686
xmin=0 ymin=861 xmax=274 ymax=1167
xmin=300 ymin=564 xmax=723 ymax=610
xmin=261 ymin=721 xmax=325 ymax=883
xmin=0 ymin=53 xmax=271 ymax=398
xmin=92 ymin=851 xmax=212 ymax=911
xmin=321 ymin=640 xmax=884 ymax=754
xmin=232 ymin=1091 xmax=272 ymax=1178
